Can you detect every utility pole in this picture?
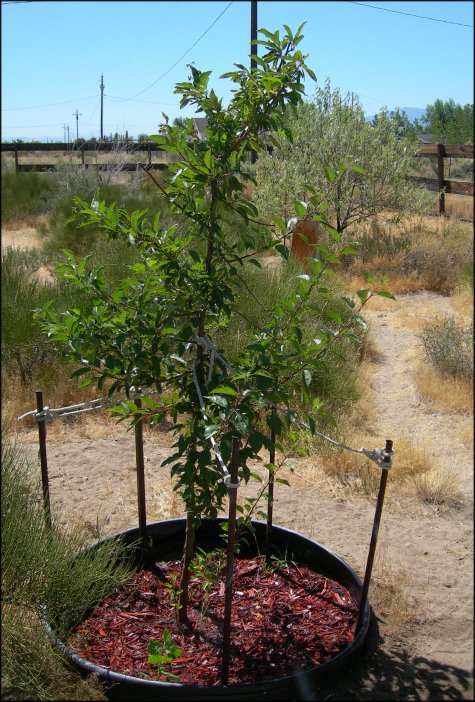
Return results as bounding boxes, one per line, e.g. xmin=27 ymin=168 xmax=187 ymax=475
xmin=251 ymin=1 xmax=257 ymax=69
xmin=100 ymin=73 xmax=105 ymax=140
xmin=250 ymin=0 xmax=257 ymax=164
xmin=73 ymin=109 xmax=82 ymax=141
xmin=63 ymin=123 xmax=67 ymax=144
xmin=66 ymin=124 xmax=70 ymax=149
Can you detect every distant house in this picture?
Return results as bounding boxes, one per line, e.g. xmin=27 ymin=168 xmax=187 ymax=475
xmin=192 ymin=118 xmax=208 ymax=141
xmin=417 ymin=133 xmax=433 ymax=144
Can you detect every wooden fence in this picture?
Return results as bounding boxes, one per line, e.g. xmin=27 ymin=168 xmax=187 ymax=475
xmin=1 ymin=141 xmax=173 ymax=172
xmin=2 ymin=141 xmax=473 ymax=215
xmin=409 ymin=143 xmax=474 ymax=214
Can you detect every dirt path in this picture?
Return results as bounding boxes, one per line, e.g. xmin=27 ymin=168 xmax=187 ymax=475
xmin=14 ymin=290 xmax=473 ymax=700
xmin=1 ymin=220 xmax=44 ymax=251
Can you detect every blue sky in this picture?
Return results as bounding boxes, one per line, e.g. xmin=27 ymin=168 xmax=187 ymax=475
xmin=1 ymin=0 xmax=473 ymax=140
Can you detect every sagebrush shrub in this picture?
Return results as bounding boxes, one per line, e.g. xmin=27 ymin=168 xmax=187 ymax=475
xmin=420 ymin=317 xmax=473 ymax=380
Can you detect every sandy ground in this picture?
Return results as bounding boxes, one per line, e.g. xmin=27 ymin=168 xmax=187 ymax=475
xmin=6 ymin=222 xmax=473 ymax=699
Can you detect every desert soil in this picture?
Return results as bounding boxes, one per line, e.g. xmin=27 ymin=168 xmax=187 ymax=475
xmin=8 ymin=227 xmax=474 ymax=700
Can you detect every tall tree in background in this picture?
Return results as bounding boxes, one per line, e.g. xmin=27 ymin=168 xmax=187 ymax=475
xmin=422 ymin=99 xmax=473 ymax=144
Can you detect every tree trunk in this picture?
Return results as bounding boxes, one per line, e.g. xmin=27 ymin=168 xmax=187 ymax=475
xmin=177 ymin=510 xmax=195 ymax=624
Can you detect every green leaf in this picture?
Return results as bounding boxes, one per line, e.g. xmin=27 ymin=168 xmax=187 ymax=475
xmin=267 ymin=413 xmax=282 ymax=435
xmin=204 ymin=425 xmax=219 ymax=439
xmin=293 ymin=200 xmax=307 ymax=217
xmin=377 ymin=290 xmax=396 ymax=300
xmin=206 ymin=395 xmax=228 ymax=408
xmin=210 ymin=385 xmax=237 ymax=397
xmin=275 ymin=243 xmax=289 ymax=260
xmin=304 ymin=66 xmax=318 ymax=82
xmin=357 ymin=289 xmax=371 ymax=304
xmin=324 ymin=167 xmax=337 ymax=183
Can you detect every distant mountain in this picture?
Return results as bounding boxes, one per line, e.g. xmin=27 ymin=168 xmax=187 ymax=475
xmin=399 ymin=107 xmax=426 ymax=122
xmin=366 ymin=106 xmax=426 ymax=123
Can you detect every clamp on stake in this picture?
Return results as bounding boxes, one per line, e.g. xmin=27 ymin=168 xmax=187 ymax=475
xmin=361 ymin=441 xmax=394 ymax=469
xmin=34 ymin=407 xmax=54 ymax=423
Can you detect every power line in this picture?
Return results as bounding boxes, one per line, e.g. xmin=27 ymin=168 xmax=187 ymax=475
xmin=2 ymin=96 xmax=96 ymax=112
xmin=105 ymin=94 xmax=177 ymax=106
xmin=114 ymin=1 xmax=234 ymax=101
xmin=3 ymin=2 xmax=234 ymax=114
xmin=349 ymin=2 xmax=474 ymax=28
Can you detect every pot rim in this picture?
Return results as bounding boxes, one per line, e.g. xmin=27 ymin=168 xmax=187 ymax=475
xmin=45 ymin=518 xmax=371 ymax=692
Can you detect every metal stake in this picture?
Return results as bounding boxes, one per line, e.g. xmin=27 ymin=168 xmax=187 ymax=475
xmin=221 ymin=436 xmax=240 ymax=685
xmin=265 ymin=416 xmax=276 ymax=560
xmin=134 ymin=398 xmax=147 ymax=539
xmin=35 ymin=390 xmax=51 ymax=527
xmin=356 ymin=439 xmax=393 ymax=633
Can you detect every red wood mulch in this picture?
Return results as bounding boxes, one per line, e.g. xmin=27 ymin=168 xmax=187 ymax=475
xmin=68 ymin=556 xmax=358 ymax=686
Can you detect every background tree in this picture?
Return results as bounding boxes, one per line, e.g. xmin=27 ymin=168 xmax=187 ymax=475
xmin=253 ymin=81 xmax=430 ymax=235
xmin=422 ymin=99 xmax=474 ymax=144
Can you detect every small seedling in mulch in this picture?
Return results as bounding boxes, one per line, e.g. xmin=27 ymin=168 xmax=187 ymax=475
xmin=163 ymin=573 xmax=182 ymax=622
xmin=190 ymin=548 xmax=225 ymax=623
xmin=147 ymin=629 xmax=182 ymax=682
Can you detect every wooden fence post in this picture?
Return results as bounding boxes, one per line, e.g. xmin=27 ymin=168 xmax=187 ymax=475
xmin=14 ymin=149 xmax=18 ymax=173
xmin=437 ymin=143 xmax=446 ymax=216
xmin=81 ymin=147 xmax=85 ymax=167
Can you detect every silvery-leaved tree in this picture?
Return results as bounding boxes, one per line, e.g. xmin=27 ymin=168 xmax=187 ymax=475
xmin=39 ymin=26 xmax=392 ymax=627
xmin=253 ymin=81 xmax=431 ymax=234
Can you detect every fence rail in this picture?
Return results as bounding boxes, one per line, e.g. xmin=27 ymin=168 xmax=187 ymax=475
xmin=413 ymin=143 xmax=473 ymax=213
xmin=2 ymin=141 xmax=473 ymax=214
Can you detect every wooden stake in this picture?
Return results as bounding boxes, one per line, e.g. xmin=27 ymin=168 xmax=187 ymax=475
xmin=221 ymin=436 xmax=240 ymax=685
xmin=35 ymin=390 xmax=51 ymax=527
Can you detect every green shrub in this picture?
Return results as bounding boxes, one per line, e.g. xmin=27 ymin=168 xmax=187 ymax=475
xmin=421 ymin=317 xmax=473 ymax=380
xmin=42 ymin=180 xmax=174 ymax=259
xmin=1 ymin=170 xmax=57 ymax=222
xmin=215 ymin=259 xmax=364 ymax=429
xmin=1 ymin=436 xmax=134 ymax=700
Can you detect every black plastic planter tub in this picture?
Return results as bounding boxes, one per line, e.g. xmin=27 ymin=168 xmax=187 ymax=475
xmin=46 ymin=518 xmax=371 ymax=701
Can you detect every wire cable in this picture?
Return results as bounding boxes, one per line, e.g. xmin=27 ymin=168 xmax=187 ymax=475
xmin=349 ymin=2 xmax=473 ymax=28
xmin=2 ymin=96 xmax=97 ymax=112
xmin=113 ymin=1 xmax=234 ymax=101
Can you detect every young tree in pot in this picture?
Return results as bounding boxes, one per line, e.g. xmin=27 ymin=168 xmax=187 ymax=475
xmin=39 ymin=24 xmax=318 ymax=629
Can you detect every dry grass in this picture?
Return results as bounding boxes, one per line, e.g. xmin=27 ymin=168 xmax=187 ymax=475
xmin=412 ymin=468 xmax=464 ymax=511
xmin=2 ymin=366 xmax=101 ymax=432
xmin=460 ymin=422 xmax=473 ymax=449
xmin=443 ymin=194 xmax=474 ymax=221
xmin=369 ymin=545 xmax=419 ymax=636
xmin=319 ymin=437 xmax=432 ymax=498
xmin=450 ymin=284 xmax=474 ymax=319
xmin=416 ymin=363 xmax=473 ymax=415
xmin=344 ymin=215 xmax=473 ymax=295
